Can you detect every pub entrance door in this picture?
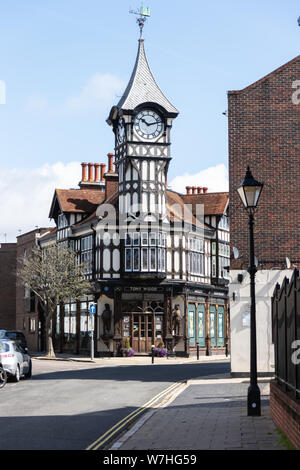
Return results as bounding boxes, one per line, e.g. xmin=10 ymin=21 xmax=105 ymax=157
xmin=122 ymin=313 xmax=165 ymax=353
xmin=121 ymin=297 xmax=165 ymax=354
xmin=132 ymin=314 xmax=152 ymax=353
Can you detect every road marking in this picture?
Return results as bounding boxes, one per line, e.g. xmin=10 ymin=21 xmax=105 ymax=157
xmin=86 ymin=381 xmax=185 ymax=450
xmin=110 ymin=380 xmax=188 ymax=449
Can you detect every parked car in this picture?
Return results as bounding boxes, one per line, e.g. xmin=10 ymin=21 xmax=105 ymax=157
xmin=0 ymin=361 xmax=7 ymax=388
xmin=0 ymin=340 xmax=32 ymax=382
xmin=0 ymin=330 xmax=27 ymax=349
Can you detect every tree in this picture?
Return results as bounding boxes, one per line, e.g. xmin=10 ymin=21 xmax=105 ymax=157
xmin=18 ymin=243 xmax=91 ymax=357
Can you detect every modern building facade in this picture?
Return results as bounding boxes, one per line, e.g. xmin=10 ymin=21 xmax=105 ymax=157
xmin=38 ymin=32 xmax=230 ymax=357
xmin=228 ymin=54 xmax=300 ymax=375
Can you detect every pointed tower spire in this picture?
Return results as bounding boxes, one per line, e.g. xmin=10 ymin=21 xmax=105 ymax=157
xmin=115 ymin=38 xmax=179 ymax=115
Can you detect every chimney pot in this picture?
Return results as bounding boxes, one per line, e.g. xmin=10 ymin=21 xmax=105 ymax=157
xmin=192 ymin=186 xmax=197 ymax=194
xmin=186 ymin=186 xmax=192 ymax=195
xmin=197 ymin=187 xmax=202 ymax=194
xmin=81 ymin=162 xmax=88 ymax=182
xmin=88 ymin=163 xmax=93 ymax=182
xmin=100 ymin=163 xmax=106 ymax=181
xmin=94 ymin=163 xmax=100 ymax=182
xmin=107 ymin=153 xmax=115 ymax=173
xmin=203 ymin=187 xmax=208 ymax=194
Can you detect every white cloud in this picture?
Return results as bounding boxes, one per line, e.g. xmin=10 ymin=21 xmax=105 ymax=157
xmin=0 ymin=162 xmax=81 ymax=242
xmin=169 ymin=163 xmax=228 ymax=193
xmin=22 ymin=73 xmax=125 ymax=116
xmin=63 ymin=73 xmax=125 ymax=115
xmin=0 ymin=161 xmax=228 ymax=243
xmin=23 ymin=94 xmax=49 ymax=113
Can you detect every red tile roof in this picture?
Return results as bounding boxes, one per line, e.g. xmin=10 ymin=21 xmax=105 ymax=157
xmin=181 ymin=192 xmax=228 ymax=216
xmin=54 ymin=188 xmax=105 ymax=214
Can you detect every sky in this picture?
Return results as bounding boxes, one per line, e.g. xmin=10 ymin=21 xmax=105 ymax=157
xmin=1 ymin=0 xmax=300 ymax=242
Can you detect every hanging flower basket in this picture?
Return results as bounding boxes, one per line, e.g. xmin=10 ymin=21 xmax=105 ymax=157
xmin=154 ymin=347 xmax=167 ymax=357
xmin=121 ymin=347 xmax=135 ymax=357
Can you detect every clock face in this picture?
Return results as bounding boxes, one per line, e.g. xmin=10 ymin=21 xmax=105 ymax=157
xmin=117 ymin=118 xmax=125 ymax=144
xmin=134 ymin=109 xmax=163 ymax=140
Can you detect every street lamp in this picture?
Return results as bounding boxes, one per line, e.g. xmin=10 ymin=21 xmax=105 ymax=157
xmin=237 ymin=166 xmax=263 ymax=417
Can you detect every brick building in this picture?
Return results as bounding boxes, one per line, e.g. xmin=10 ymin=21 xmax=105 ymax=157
xmin=0 ymin=243 xmax=17 ymax=330
xmin=15 ymin=228 xmax=54 ymax=351
xmin=228 ymin=55 xmax=300 ymax=375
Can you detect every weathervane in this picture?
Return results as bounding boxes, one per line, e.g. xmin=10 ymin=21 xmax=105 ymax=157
xmin=129 ymin=4 xmax=151 ymax=38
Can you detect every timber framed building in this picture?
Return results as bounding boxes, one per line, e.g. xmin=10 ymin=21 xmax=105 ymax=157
xmin=39 ymin=33 xmax=230 ymax=357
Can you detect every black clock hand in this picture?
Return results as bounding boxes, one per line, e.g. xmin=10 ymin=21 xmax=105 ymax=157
xmin=141 ymin=118 xmax=156 ymax=126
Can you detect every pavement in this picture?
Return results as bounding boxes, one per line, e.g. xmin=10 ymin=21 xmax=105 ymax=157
xmin=31 ymin=353 xmax=287 ymax=450
xmin=31 ymin=352 xmax=229 ymax=366
xmin=111 ymin=375 xmax=286 ymax=451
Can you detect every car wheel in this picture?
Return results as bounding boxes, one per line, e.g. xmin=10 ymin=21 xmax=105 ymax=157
xmin=0 ymin=367 xmax=7 ymax=388
xmin=25 ymin=361 xmax=32 ymax=379
xmin=13 ymin=365 xmax=20 ymax=382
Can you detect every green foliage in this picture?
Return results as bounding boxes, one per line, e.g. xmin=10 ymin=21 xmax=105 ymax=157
xmin=275 ymin=428 xmax=296 ymax=450
xmin=17 ymin=243 xmax=92 ymax=354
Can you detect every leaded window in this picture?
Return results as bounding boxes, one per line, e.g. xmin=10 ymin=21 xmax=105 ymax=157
xmin=124 ymin=231 xmax=166 ymax=273
xmin=189 ymin=237 xmax=205 ymax=276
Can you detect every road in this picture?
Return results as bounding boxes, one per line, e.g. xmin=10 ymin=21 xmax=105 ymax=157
xmin=0 ymin=358 xmax=230 ymax=450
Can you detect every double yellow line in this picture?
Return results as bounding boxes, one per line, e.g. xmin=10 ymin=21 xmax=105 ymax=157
xmin=86 ymin=381 xmax=184 ymax=450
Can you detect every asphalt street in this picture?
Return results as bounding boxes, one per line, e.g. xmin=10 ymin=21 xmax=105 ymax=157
xmin=0 ymin=359 xmax=230 ymax=450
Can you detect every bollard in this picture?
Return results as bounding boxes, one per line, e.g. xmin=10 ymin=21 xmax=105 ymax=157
xmin=225 ymin=337 xmax=229 ymax=357
xmin=205 ymin=335 xmax=210 ymax=356
xmin=196 ymin=342 xmax=199 ymax=360
xmin=151 ymin=344 xmax=155 ymax=364
xmin=90 ymin=328 xmax=94 ymax=362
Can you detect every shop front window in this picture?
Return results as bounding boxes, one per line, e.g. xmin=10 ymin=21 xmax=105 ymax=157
xmin=79 ymin=298 xmax=94 ymax=350
xmin=63 ymin=302 xmax=77 ymax=351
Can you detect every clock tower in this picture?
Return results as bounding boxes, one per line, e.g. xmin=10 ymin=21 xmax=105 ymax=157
xmin=106 ymin=31 xmax=179 ymax=220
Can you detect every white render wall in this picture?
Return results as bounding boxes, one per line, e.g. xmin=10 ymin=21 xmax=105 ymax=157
xmin=229 ymin=269 xmax=293 ymax=375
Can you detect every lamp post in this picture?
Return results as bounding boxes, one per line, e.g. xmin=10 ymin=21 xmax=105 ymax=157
xmin=237 ymin=166 xmax=263 ymax=417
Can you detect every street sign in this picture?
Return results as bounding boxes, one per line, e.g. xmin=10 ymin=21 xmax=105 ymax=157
xmin=89 ymin=304 xmax=96 ymax=315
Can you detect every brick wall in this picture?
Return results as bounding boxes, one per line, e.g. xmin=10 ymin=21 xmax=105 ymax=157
xmin=16 ymin=228 xmax=51 ymax=351
xmin=228 ymin=55 xmax=300 ymax=269
xmin=0 ymin=243 xmax=17 ymax=329
xmin=270 ymin=380 xmax=300 ymax=449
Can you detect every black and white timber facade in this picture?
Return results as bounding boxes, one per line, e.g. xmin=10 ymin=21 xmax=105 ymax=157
xmin=40 ymin=31 xmax=230 ymax=357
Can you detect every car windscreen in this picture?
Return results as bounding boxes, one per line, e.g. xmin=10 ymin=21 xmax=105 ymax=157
xmin=0 ymin=342 xmax=10 ymax=352
xmin=4 ymin=332 xmax=17 ymax=340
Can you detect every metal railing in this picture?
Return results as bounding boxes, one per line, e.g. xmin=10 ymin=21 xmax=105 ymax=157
xmin=272 ymin=268 xmax=300 ymax=399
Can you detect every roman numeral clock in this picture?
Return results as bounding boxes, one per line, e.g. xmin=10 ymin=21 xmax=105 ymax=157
xmin=107 ymin=37 xmax=179 ymax=220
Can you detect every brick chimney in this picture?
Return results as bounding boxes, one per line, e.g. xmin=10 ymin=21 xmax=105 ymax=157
xmin=104 ymin=153 xmax=118 ymax=200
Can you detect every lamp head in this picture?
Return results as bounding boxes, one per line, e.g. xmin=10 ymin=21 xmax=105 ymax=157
xmin=237 ymin=166 xmax=263 ymax=211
